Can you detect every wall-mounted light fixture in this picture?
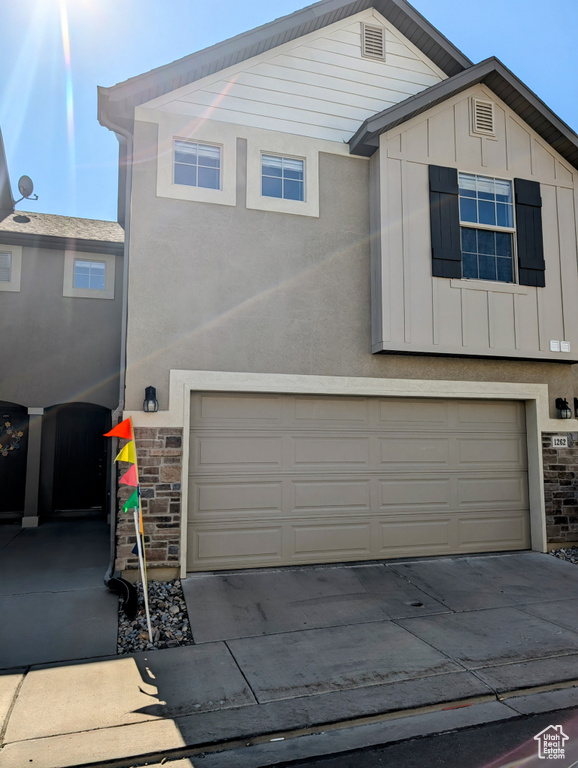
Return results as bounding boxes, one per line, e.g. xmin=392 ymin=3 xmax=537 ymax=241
xmin=143 ymin=386 xmax=159 ymax=413
xmin=555 ymin=398 xmax=572 ymax=419
xmin=574 ymin=398 xmax=578 ymax=419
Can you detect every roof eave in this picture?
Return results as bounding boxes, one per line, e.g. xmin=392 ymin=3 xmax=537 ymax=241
xmin=349 ymin=57 xmax=578 ymax=170
xmin=0 ymin=230 xmax=124 ymax=255
xmin=98 ymin=0 xmax=471 ymax=125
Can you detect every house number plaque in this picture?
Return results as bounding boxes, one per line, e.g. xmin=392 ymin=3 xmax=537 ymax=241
xmin=552 ymin=435 xmax=569 ymax=448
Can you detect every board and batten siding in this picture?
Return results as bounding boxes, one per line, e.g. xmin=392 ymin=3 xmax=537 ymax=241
xmin=371 ymin=84 xmax=578 ymax=362
xmin=142 ymin=10 xmax=445 ymax=144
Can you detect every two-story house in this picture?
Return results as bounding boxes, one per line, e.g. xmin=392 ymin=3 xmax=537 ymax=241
xmin=98 ymin=0 xmax=578 ymax=579
xmin=0 ymin=129 xmax=124 ymax=529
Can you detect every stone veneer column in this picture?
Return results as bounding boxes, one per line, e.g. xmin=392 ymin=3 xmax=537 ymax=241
xmin=542 ymin=433 xmax=578 ymax=547
xmin=116 ymin=427 xmax=183 ymax=579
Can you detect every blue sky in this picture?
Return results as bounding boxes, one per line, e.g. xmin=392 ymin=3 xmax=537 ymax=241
xmin=1 ymin=0 xmax=576 ymax=222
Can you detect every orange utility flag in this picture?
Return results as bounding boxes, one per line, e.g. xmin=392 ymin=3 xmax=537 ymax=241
xmin=119 ymin=464 xmax=138 ymax=486
xmin=115 ymin=441 xmax=136 ymax=464
xmin=104 ymin=418 xmax=133 ymax=440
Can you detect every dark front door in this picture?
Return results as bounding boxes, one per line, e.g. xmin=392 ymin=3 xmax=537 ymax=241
xmin=0 ymin=403 xmax=29 ymax=521
xmin=51 ymin=404 xmax=110 ymax=517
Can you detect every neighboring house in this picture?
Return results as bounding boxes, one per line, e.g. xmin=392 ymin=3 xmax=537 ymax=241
xmin=0 ymin=129 xmax=124 ymax=526
xmin=98 ymin=0 xmax=578 ymax=579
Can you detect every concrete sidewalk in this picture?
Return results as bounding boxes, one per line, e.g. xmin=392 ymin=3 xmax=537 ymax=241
xmin=3 ymin=552 xmax=578 ymax=767
xmin=0 ymin=520 xmax=118 ymax=670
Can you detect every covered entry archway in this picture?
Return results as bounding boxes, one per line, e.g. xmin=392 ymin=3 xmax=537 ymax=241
xmin=0 ymin=401 xmax=29 ymax=522
xmin=40 ymin=403 xmax=111 ymax=519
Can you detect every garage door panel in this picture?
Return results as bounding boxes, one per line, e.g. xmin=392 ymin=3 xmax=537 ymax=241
xmin=379 ymin=478 xmax=450 ymax=509
xmin=456 ymin=401 xmax=524 ymax=430
xmin=456 ymin=436 xmax=527 ymax=469
xmin=193 ymin=393 xmax=284 ymax=424
xmin=193 ymin=435 xmax=283 ymax=470
xmin=457 ymin=513 xmax=530 ymax=550
xmin=378 ymin=518 xmax=452 ymax=554
xmin=457 ymin=475 xmax=528 ymax=508
xmin=194 ymin=480 xmax=283 ymax=518
xmin=292 ymin=522 xmax=372 ymax=559
xmin=191 ymin=525 xmax=284 ymax=566
xmin=188 ymin=394 xmax=530 ymax=570
xmin=294 ymin=397 xmax=371 ymax=424
xmin=379 ymin=437 xmax=449 ymax=467
xmin=378 ymin=400 xmax=449 ymax=426
xmin=293 ymin=436 xmax=370 ymax=467
xmin=293 ymin=480 xmax=371 ymax=513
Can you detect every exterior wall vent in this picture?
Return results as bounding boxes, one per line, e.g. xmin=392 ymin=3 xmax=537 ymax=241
xmin=362 ymin=23 xmax=385 ymax=61
xmin=471 ymin=98 xmax=495 ymax=136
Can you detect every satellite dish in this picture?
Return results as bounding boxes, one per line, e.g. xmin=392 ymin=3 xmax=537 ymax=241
xmin=18 ymin=175 xmax=34 ymax=199
xmin=13 ymin=175 xmax=38 ymax=205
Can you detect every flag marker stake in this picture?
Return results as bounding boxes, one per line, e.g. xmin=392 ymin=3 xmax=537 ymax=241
xmin=134 ymin=508 xmax=153 ymax=643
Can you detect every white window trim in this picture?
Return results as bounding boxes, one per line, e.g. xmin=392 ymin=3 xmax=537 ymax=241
xmin=247 ymin=138 xmax=319 ymax=217
xmin=0 ymin=244 xmax=22 ymax=292
xmin=156 ymin=114 xmax=237 ymax=207
xmin=63 ymin=251 xmax=116 ymax=299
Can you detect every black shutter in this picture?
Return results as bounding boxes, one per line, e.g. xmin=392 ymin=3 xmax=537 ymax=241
xmin=429 ymin=166 xmax=461 ymax=279
xmin=515 ymin=178 xmax=545 ymax=287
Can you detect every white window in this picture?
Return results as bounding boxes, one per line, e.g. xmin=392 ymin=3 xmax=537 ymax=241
xmin=0 ymin=245 xmax=22 ymax=292
xmin=63 ymin=251 xmax=115 ymax=299
xmin=459 ymin=173 xmax=515 ymax=283
xmin=262 ymin=155 xmax=304 ymax=201
xmin=174 ymin=140 xmax=221 ymax=190
xmin=0 ymin=252 xmax=11 ymax=282
xmin=73 ymin=259 xmax=106 ymax=290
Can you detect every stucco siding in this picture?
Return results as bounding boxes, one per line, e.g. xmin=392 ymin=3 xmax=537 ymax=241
xmin=125 ymin=120 xmax=576 ymax=419
xmin=0 ymin=245 xmax=122 ymax=408
xmin=372 ymin=84 xmax=578 ymax=361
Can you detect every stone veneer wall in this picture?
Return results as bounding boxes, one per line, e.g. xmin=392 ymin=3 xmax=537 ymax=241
xmin=116 ymin=427 xmax=183 ymax=574
xmin=543 ymin=432 xmax=578 ymax=547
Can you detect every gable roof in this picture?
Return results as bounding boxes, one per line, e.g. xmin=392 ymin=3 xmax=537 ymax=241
xmin=349 ymin=57 xmax=578 ymax=169
xmin=98 ymin=0 xmax=471 ymax=129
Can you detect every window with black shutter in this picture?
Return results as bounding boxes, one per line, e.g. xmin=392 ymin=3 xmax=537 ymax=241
xmin=429 ymin=165 xmax=545 ymax=286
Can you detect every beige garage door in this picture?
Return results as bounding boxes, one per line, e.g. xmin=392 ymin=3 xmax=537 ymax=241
xmin=187 ymin=393 xmax=530 ymax=571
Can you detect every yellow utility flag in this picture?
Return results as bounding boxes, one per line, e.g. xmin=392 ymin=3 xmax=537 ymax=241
xmin=115 ymin=440 xmax=136 ymax=464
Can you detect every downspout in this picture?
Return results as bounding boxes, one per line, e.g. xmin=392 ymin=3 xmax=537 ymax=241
xmin=98 ymin=89 xmax=134 ymax=585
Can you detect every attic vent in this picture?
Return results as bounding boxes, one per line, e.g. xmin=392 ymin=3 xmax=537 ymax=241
xmin=362 ymin=23 xmax=385 ymax=61
xmin=471 ymin=98 xmax=495 ymax=136
xmin=0 ymin=252 xmax=11 ymax=282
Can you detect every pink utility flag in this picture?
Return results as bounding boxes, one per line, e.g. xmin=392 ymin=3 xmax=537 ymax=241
xmin=119 ymin=464 xmax=138 ymax=487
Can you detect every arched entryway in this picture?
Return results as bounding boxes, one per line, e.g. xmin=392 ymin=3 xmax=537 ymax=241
xmin=0 ymin=402 xmax=29 ymax=522
xmin=40 ymin=403 xmax=111 ymax=519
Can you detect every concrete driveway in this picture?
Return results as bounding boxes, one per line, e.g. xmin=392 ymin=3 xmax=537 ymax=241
xmin=3 ymin=551 xmax=578 ymax=768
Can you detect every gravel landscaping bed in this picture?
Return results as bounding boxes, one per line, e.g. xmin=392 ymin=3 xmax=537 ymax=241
xmin=550 ymin=547 xmax=578 ymax=564
xmin=117 ymin=579 xmax=194 ymax=654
